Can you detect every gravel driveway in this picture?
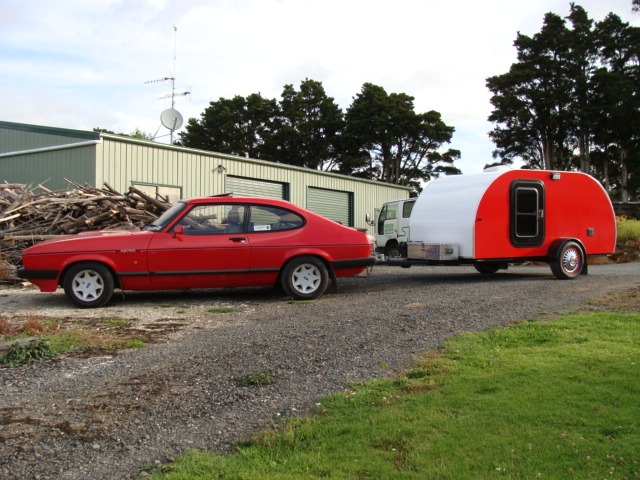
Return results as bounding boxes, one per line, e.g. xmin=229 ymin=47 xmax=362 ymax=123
xmin=1 ymin=262 xmax=639 ymax=480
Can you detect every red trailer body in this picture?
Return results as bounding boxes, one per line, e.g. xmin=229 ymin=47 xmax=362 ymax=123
xmin=404 ymin=168 xmax=616 ymax=278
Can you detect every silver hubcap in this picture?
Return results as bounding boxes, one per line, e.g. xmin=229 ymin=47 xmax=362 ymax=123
xmin=72 ymin=270 xmax=104 ymax=301
xmin=561 ymin=247 xmax=581 ymax=274
xmin=291 ymin=264 xmax=321 ymax=294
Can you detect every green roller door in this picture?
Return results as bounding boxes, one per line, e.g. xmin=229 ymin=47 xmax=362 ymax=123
xmin=307 ymin=187 xmax=352 ymax=226
xmin=226 ymin=176 xmax=287 ymax=199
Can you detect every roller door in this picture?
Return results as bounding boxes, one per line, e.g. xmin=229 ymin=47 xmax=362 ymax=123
xmin=307 ymin=187 xmax=352 ymax=226
xmin=226 ymin=176 xmax=287 ymax=199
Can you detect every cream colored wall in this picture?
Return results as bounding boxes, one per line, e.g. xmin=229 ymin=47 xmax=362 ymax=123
xmin=96 ymin=135 xmax=410 ymax=232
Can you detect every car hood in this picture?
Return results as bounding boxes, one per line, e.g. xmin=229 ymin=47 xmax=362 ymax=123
xmin=23 ymin=229 xmax=154 ymax=254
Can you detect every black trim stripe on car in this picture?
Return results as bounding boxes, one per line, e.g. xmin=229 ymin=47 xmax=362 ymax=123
xmin=16 ymin=267 xmax=59 ymax=280
xmin=148 ymin=269 xmax=252 ymax=276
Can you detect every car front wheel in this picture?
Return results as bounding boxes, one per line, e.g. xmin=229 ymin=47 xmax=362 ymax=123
xmin=63 ymin=262 xmax=115 ymax=308
xmin=281 ymin=256 xmax=329 ymax=300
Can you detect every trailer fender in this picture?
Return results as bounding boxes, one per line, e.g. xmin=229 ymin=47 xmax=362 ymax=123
xmin=548 ymin=238 xmax=587 ymax=279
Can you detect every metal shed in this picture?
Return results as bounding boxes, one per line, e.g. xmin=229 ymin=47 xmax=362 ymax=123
xmin=0 ymin=120 xmax=410 ymax=232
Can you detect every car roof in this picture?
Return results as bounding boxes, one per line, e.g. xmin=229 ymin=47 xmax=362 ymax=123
xmin=181 ymin=196 xmax=297 ymax=209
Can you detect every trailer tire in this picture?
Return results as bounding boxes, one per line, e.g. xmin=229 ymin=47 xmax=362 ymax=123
xmin=550 ymin=241 xmax=584 ymax=279
xmin=474 ymin=262 xmax=501 ymax=274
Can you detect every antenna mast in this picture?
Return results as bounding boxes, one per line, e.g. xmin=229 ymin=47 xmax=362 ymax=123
xmin=145 ymin=25 xmax=191 ymax=143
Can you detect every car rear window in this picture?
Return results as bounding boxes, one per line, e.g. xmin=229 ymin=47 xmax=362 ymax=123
xmin=249 ymin=206 xmax=304 ymax=232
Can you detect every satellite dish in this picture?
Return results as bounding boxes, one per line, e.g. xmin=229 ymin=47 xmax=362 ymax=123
xmin=160 ymin=108 xmax=183 ymax=130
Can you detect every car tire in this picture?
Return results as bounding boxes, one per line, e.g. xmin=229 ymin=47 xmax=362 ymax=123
xmin=281 ymin=256 xmax=329 ymax=300
xmin=63 ymin=262 xmax=115 ymax=308
xmin=550 ymin=241 xmax=584 ymax=279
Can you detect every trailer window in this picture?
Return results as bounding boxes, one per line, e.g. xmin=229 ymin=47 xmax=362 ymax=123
xmin=510 ymin=181 xmax=545 ymax=246
xmin=516 ymin=188 xmax=538 ymax=237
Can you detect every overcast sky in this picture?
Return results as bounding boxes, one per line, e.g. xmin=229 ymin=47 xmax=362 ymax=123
xmin=2 ymin=0 xmax=639 ymax=174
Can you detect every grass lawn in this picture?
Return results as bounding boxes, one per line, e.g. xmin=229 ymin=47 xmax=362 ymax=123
xmin=152 ymin=308 xmax=640 ymax=479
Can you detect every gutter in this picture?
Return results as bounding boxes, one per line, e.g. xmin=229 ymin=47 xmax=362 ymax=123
xmin=0 ymin=139 xmax=102 ymax=158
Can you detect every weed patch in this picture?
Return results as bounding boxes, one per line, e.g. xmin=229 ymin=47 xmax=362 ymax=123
xmin=234 ymin=369 xmax=277 ymax=387
xmin=1 ymin=338 xmax=52 ymax=366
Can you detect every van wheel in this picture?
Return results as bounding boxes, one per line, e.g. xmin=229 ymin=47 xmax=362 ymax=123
xmin=63 ymin=262 xmax=114 ymax=308
xmin=385 ymin=243 xmax=401 ymax=259
xmin=550 ymin=241 xmax=584 ymax=279
xmin=281 ymin=256 xmax=329 ymax=300
xmin=474 ymin=262 xmax=500 ymax=274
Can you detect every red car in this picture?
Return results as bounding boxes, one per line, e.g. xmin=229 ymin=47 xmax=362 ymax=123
xmin=18 ymin=196 xmax=376 ymax=307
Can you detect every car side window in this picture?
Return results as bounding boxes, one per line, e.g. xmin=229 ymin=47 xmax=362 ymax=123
xmin=177 ymin=204 xmax=246 ymax=234
xmin=248 ymin=206 xmax=304 ymax=232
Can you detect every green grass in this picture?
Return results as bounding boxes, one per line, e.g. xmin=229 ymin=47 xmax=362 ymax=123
xmin=152 ymin=312 xmax=640 ymax=479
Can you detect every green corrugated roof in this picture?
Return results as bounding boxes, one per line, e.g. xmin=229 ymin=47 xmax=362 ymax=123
xmin=0 ymin=120 xmax=100 ymax=141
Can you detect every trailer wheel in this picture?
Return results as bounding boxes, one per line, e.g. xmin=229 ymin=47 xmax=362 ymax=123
xmin=63 ymin=262 xmax=115 ymax=308
xmin=474 ymin=262 xmax=500 ymax=274
xmin=550 ymin=241 xmax=584 ymax=279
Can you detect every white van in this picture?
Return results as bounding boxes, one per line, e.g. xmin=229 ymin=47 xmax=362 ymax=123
xmin=373 ymin=198 xmax=415 ymax=258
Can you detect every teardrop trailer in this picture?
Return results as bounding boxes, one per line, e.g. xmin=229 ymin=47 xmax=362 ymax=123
xmin=380 ymin=168 xmax=617 ymax=278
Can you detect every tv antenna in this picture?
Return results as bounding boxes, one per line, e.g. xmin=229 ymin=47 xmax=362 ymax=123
xmin=145 ymin=25 xmax=191 ymax=143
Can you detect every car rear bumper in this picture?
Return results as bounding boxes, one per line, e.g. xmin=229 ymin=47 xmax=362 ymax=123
xmin=332 ymin=256 xmax=377 ymax=270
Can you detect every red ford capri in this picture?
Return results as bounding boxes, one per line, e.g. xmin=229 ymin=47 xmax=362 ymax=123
xmin=18 ymin=196 xmax=376 ymax=308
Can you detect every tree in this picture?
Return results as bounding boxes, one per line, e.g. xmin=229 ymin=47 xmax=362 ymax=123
xmin=487 ymin=12 xmax=576 ymax=170
xmin=591 ymin=13 xmax=640 ymax=201
xmin=94 ymin=127 xmax=153 ymax=140
xmin=178 ymin=80 xmax=460 ymax=190
xmin=262 ymin=79 xmax=345 ymax=170
xmin=486 ymin=4 xmax=640 ymax=201
xmin=342 ymin=83 xmax=460 ymax=190
xmin=178 ymin=93 xmax=279 ymax=158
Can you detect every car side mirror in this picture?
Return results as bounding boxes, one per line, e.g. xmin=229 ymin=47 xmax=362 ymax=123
xmin=173 ymin=224 xmax=185 ymax=237
xmin=365 ymin=213 xmax=372 ymax=225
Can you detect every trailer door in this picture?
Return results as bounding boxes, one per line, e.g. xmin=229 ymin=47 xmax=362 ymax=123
xmin=510 ymin=180 xmax=545 ymax=246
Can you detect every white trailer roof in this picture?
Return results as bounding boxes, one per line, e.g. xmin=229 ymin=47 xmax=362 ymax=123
xmin=410 ymin=169 xmax=505 ymax=258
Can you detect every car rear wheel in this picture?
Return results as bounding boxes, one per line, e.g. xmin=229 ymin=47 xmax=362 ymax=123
xmin=550 ymin=241 xmax=584 ymax=279
xmin=281 ymin=256 xmax=329 ymax=300
xmin=63 ymin=262 xmax=115 ymax=308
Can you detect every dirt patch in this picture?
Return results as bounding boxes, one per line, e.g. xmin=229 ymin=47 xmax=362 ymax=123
xmin=580 ymin=284 xmax=640 ymax=313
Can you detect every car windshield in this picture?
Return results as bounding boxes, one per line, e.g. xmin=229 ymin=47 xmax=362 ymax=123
xmin=146 ymin=202 xmax=188 ymax=231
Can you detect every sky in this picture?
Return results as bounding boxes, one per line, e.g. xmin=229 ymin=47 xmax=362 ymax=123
xmin=1 ymin=0 xmax=639 ymax=174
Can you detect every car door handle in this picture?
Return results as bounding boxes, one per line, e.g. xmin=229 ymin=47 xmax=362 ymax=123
xmin=229 ymin=237 xmax=247 ymax=242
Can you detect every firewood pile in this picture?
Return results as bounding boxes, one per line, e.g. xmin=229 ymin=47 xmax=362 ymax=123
xmin=0 ymin=180 xmax=172 ymax=280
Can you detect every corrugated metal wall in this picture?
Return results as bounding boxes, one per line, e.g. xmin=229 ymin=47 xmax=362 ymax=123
xmin=0 ymin=146 xmax=97 ymax=190
xmin=0 ymin=122 xmax=411 ymax=233
xmin=97 ymin=135 xmax=410 ymax=231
